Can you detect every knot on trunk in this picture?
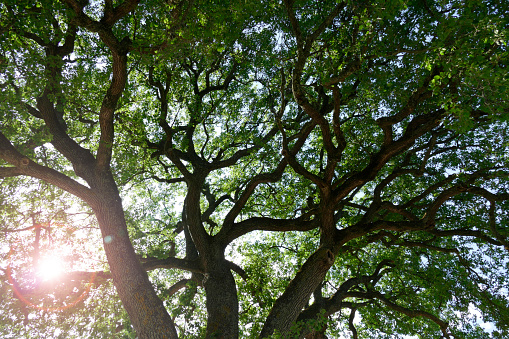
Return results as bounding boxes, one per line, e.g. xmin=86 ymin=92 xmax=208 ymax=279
xmin=20 ymin=158 xmax=30 ymax=167
xmin=325 ymin=249 xmax=334 ymax=266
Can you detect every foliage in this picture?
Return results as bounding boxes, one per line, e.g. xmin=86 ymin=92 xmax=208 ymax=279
xmin=0 ymin=0 xmax=508 ymax=338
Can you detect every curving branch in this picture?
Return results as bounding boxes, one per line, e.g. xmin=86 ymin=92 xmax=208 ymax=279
xmin=219 ymin=115 xmax=317 ymax=239
xmin=224 ymin=216 xmax=319 ymax=246
xmin=283 ymin=0 xmax=353 ymax=190
xmin=226 ymin=260 xmax=248 ymax=281
xmin=429 ymin=229 xmax=504 ymax=247
xmin=139 ymin=256 xmax=203 ymax=273
xmin=348 ymin=307 xmax=358 ymax=339
xmin=366 ymin=290 xmax=450 ymax=337
xmin=167 ymin=278 xmax=193 ymax=298
xmin=196 ymin=61 xmax=238 ymax=98
xmin=332 ymin=108 xmax=446 ymax=204
xmin=210 ymin=126 xmax=279 ymax=170
xmin=101 ymin=0 xmax=141 ymax=27
xmin=16 ymin=18 xmax=98 ymax=183
xmin=295 ymin=259 xmax=395 ymax=337
xmin=488 ymin=202 xmax=509 ymax=250
xmin=0 ymin=132 xmax=95 ymax=203
xmin=379 ymin=232 xmax=461 ymax=255
xmin=62 ymin=0 xmax=137 ymax=172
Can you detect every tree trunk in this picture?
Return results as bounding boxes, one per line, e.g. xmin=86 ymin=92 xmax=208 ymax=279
xmin=260 ymin=247 xmax=335 ymax=338
xmin=203 ymin=260 xmax=239 ymax=338
xmin=93 ymin=187 xmax=178 ymax=339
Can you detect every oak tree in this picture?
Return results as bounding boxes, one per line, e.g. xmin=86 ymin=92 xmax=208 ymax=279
xmin=1 ymin=0 xmax=508 ymax=338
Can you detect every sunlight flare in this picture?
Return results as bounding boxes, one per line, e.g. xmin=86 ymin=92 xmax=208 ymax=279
xmin=37 ymin=255 xmax=65 ymax=281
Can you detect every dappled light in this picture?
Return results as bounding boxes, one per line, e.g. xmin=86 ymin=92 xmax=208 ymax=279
xmin=1 ymin=0 xmax=508 ymax=338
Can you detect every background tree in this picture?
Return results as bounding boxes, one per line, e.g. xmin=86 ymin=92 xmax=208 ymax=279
xmin=1 ymin=0 xmax=508 ymax=338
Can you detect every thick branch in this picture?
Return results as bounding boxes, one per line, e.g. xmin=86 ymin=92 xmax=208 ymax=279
xmin=225 ymin=216 xmax=319 ymax=245
xmin=348 ymin=308 xmax=358 ymax=339
xmin=0 ymin=132 xmax=94 ymax=203
xmin=332 ymin=109 xmax=445 ymax=204
xmin=297 ymin=259 xmax=394 ymax=327
xmin=140 ymin=256 xmax=203 ymax=273
xmin=101 ymin=0 xmax=141 ymax=27
xmin=429 ymin=229 xmax=503 ymax=247
xmin=211 ymin=126 xmax=279 ymax=170
xmin=0 ymin=166 xmax=21 ymax=178
xmin=488 ymin=202 xmax=509 ymax=250
xmin=260 ymin=247 xmax=335 ymax=338
xmin=96 ymin=51 xmax=129 ymax=170
xmin=167 ymin=279 xmax=192 ymax=298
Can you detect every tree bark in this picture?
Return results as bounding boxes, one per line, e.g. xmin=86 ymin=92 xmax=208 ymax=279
xmin=260 ymin=246 xmax=335 ymax=338
xmin=203 ymin=260 xmax=239 ymax=338
xmin=92 ymin=177 xmax=178 ymax=339
xmin=181 ymin=176 xmax=239 ymax=337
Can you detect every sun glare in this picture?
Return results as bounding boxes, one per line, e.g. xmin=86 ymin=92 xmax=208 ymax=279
xmin=37 ymin=255 xmax=65 ymax=281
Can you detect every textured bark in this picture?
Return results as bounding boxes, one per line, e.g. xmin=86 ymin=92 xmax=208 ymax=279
xmin=182 ymin=176 xmax=239 ymax=337
xmin=92 ymin=178 xmax=178 ymax=339
xmin=260 ymin=247 xmax=335 ymax=338
xmin=203 ymin=261 xmax=239 ymax=338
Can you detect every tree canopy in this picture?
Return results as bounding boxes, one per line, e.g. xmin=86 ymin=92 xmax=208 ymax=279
xmin=1 ymin=0 xmax=508 ymax=338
